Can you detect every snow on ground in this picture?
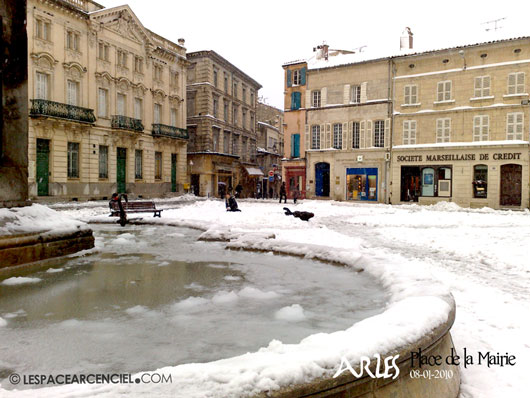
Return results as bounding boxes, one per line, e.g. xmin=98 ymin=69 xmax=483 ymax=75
xmin=1 ymin=198 xmax=529 ymax=397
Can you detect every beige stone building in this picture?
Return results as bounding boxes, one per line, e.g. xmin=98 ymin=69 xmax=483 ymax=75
xmin=186 ymin=50 xmax=261 ymax=198
xmin=391 ymin=37 xmax=530 ymax=209
xmin=282 ymin=61 xmax=308 ymax=199
xmin=304 ymin=46 xmax=391 ymax=202
xmin=28 ymin=0 xmax=189 ymax=200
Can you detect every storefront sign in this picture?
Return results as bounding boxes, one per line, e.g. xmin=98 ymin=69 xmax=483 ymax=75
xmin=396 ymin=152 xmax=522 ymax=162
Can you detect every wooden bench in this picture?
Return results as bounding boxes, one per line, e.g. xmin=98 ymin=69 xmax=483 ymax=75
xmin=109 ymin=200 xmax=162 ymax=218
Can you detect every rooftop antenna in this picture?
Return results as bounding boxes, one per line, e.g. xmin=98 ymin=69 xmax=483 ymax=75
xmin=482 ymin=17 xmax=506 ymax=32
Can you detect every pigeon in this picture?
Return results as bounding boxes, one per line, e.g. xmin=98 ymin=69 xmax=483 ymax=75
xmin=283 ymin=207 xmax=314 ymax=222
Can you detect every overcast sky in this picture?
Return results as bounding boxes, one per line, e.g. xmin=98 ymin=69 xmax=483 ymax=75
xmin=99 ymin=0 xmax=529 ymax=109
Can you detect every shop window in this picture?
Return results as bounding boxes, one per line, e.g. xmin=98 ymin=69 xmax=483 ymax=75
xmin=473 ymin=165 xmax=488 ymax=198
xmin=346 ymin=168 xmax=378 ymax=201
xmin=438 ymin=167 xmax=452 ymax=197
xmin=422 ymin=168 xmax=435 ymax=196
xmin=406 ymin=165 xmax=452 ymax=199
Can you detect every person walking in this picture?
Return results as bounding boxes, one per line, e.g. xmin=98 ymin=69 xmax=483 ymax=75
xmin=279 ymin=182 xmax=287 ymax=204
xmin=293 ymin=184 xmax=299 ymax=204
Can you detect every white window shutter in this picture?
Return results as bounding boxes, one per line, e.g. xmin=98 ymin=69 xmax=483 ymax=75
xmin=325 ymin=123 xmax=331 ymax=148
xmin=384 ymin=118 xmax=390 ymax=148
xmin=360 ymin=120 xmax=366 ymax=149
xmin=366 ymin=120 xmax=373 ymax=147
xmin=320 ymin=124 xmax=325 ymax=149
xmin=305 ymin=90 xmax=311 ymax=109
xmin=321 ymin=87 xmax=327 ymax=107
xmin=343 ymin=84 xmax=350 ymax=104
xmin=304 ymin=125 xmax=310 ymax=151
xmin=360 ymin=82 xmax=367 ymax=103
xmin=342 ymin=122 xmax=348 ymax=149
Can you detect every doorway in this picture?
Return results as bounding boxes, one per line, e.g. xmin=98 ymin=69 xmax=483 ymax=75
xmin=36 ymin=139 xmax=50 ymax=196
xmin=117 ymin=147 xmax=126 ymax=193
xmin=315 ymin=162 xmax=330 ymax=197
xmin=171 ymin=154 xmax=177 ymax=192
xmin=500 ymin=164 xmax=522 ymax=206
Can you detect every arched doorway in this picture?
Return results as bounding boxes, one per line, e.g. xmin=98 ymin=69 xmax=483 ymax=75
xmin=315 ymin=162 xmax=330 ymax=197
xmin=500 ymin=164 xmax=522 ymax=206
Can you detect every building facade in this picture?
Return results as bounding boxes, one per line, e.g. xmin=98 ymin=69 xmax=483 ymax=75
xmin=186 ymin=50 xmax=261 ymax=198
xmin=391 ymin=38 xmax=530 ymax=209
xmin=28 ymin=0 xmax=189 ymax=200
xmin=282 ymin=61 xmax=308 ymax=199
xmin=304 ymin=51 xmax=391 ymax=202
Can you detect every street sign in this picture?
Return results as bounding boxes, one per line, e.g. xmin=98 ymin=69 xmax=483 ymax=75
xmin=268 ymin=170 xmax=274 ymax=177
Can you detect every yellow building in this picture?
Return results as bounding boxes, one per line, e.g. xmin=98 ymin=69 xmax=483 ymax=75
xmin=28 ymin=0 xmax=189 ymax=200
xmin=392 ymin=37 xmax=530 ymax=209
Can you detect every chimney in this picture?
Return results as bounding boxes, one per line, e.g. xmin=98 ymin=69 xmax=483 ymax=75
xmin=314 ymin=43 xmax=329 ymax=61
xmin=178 ymin=38 xmax=185 ymax=46
xmin=400 ymin=27 xmax=413 ymax=50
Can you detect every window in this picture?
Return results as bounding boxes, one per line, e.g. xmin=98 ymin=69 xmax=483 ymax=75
xmin=333 ymin=123 xmax=342 ymax=149
xmin=134 ymin=98 xmax=143 ymax=120
xmin=66 ymin=30 xmax=80 ymax=51
xmin=436 ymin=118 xmax=451 ymax=143
xmin=242 ymin=87 xmax=247 ymax=103
xmin=351 ymin=85 xmax=361 ymax=103
xmin=135 ymin=150 xmax=143 ymax=179
xmin=213 ymin=69 xmax=218 ymax=87
xmin=213 ymin=96 xmax=218 ymax=118
xmin=35 ymin=72 xmax=49 ymax=100
xmin=232 ymin=136 xmax=238 ymax=155
xmin=117 ymin=50 xmax=127 ymax=68
xmin=508 ymin=72 xmax=525 ymax=95
xmin=98 ymin=145 xmax=108 ymax=179
xmin=35 ymin=18 xmax=51 ymax=41
xmin=403 ymin=120 xmax=416 ymax=145
xmin=67 ymin=142 xmax=79 ymax=178
xmin=311 ymin=125 xmax=320 ymax=149
xmin=250 ymin=91 xmax=254 ymax=106
xmin=242 ymin=137 xmax=248 ymax=160
xmin=134 ymin=56 xmax=143 ymax=73
xmin=233 ymin=81 xmax=238 ymax=98
xmin=250 ymin=113 xmax=255 ymax=131
xmin=117 ymin=93 xmax=126 ymax=116
xmin=66 ymin=80 xmax=79 ymax=106
xmin=233 ymin=106 xmax=238 ymax=125
xmin=212 ymin=129 xmax=219 ymax=152
xmin=374 ymin=120 xmax=385 ymax=147
xmin=98 ymin=42 xmax=109 ymax=61
xmin=291 ymin=133 xmax=300 ymax=158
xmin=154 ymin=103 xmax=161 ymax=124
xmin=291 ymin=91 xmax=301 ymax=110
xmin=170 ymin=71 xmax=178 ymax=88
xmin=170 ymin=108 xmax=177 ymax=127
xmin=506 ymin=112 xmax=524 ymax=140
xmin=404 ymin=85 xmax=418 ymax=104
xmin=473 ymin=165 xmax=488 ymax=198
xmin=293 ymin=70 xmax=301 ymax=85
xmin=154 ymin=64 xmax=163 ymax=81
xmin=98 ymin=88 xmax=108 ymax=117
xmin=352 ymin=122 xmax=360 ymax=148
xmin=224 ymin=101 xmax=229 ymax=121
xmin=154 ymin=152 xmax=162 ymax=180
xmin=474 ymin=76 xmax=490 ymax=97
xmin=437 ymin=81 xmax=452 ymax=101
xmin=242 ymin=109 xmax=247 ymax=129
xmin=224 ymin=132 xmax=230 ymax=153
xmin=224 ymin=74 xmax=228 ymax=92
xmin=473 ymin=115 xmax=489 ymax=141
xmin=312 ymin=90 xmax=321 ymax=107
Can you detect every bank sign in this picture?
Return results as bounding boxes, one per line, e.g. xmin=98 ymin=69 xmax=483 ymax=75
xmin=396 ymin=152 xmax=523 ymax=163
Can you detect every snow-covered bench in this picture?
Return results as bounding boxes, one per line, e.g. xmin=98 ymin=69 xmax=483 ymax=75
xmin=109 ymin=200 xmax=162 ymax=218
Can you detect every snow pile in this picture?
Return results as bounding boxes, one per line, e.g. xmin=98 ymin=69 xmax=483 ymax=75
xmin=275 ymin=304 xmax=307 ymax=322
xmin=1 ymin=277 xmax=42 ymax=286
xmin=0 ymin=204 xmax=88 ymax=236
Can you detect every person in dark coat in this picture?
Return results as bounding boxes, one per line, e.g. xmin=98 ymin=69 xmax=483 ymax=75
xmin=279 ymin=182 xmax=287 ymax=204
xmin=225 ymin=193 xmax=241 ymax=212
xmin=293 ymin=184 xmax=299 ymax=204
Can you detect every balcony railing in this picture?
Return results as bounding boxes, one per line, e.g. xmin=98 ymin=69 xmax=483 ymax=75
xmin=30 ymin=99 xmax=96 ymax=124
xmin=64 ymin=0 xmax=88 ymax=11
xmin=111 ymin=115 xmax=144 ymax=132
xmin=152 ymin=124 xmax=189 ymax=140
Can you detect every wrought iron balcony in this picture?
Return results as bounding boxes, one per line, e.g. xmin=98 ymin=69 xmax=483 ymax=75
xmin=152 ymin=124 xmax=189 ymax=140
xmin=111 ymin=115 xmax=144 ymax=132
xmin=30 ymin=99 xmax=96 ymax=124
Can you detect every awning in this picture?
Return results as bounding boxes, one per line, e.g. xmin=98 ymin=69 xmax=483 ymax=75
xmin=243 ymin=166 xmax=264 ymax=176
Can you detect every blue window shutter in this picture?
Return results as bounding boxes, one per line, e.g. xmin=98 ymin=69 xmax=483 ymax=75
xmin=293 ymin=134 xmax=300 ymax=158
xmin=291 ymin=92 xmax=296 ymax=110
xmin=291 ymin=92 xmax=301 ymax=110
xmin=287 ymin=70 xmax=292 ymax=87
xmin=300 ymin=67 xmax=306 ymax=85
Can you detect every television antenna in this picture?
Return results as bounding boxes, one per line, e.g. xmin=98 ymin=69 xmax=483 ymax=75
xmin=482 ymin=17 xmax=506 ymax=32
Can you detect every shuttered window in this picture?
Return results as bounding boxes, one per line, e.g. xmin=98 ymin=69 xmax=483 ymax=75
xmin=117 ymin=93 xmax=126 ymax=116
xmin=291 ymin=134 xmax=300 ymax=158
xmin=291 ymin=91 xmax=301 ymax=110
xmin=36 ymin=72 xmax=49 ymax=100
xmin=352 ymin=122 xmax=360 ymax=149
xmin=473 ymin=115 xmax=489 ymax=141
xmin=437 ymin=81 xmax=452 ymax=101
xmin=404 ymin=85 xmax=418 ymax=104
xmin=154 ymin=103 xmax=161 ymax=124
xmin=403 ymin=120 xmax=417 ymax=145
xmin=374 ymin=121 xmax=385 ymax=147
xmin=474 ymin=76 xmax=491 ymax=97
xmin=333 ymin=124 xmax=343 ymax=149
xmin=507 ymin=72 xmax=525 ymax=95
xmin=312 ymin=90 xmax=321 ymax=107
xmin=351 ymin=85 xmax=361 ymax=103
xmin=436 ymin=118 xmax=451 ymax=143
xmin=67 ymin=80 xmax=78 ymax=106
xmin=98 ymin=88 xmax=108 ymax=117
xmin=134 ymin=98 xmax=143 ymax=120
xmin=311 ymin=125 xmax=321 ymax=149
xmin=506 ymin=112 xmax=523 ymax=140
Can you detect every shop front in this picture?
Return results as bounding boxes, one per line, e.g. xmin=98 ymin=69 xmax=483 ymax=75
xmin=346 ymin=168 xmax=378 ymax=201
xmin=391 ymin=143 xmax=529 ymax=209
xmin=283 ymin=162 xmax=306 ymax=200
